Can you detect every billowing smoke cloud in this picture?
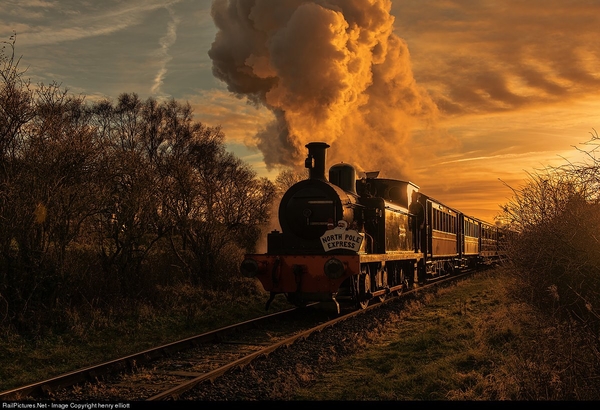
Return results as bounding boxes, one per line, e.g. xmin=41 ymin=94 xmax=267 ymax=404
xmin=208 ymin=0 xmax=439 ymax=178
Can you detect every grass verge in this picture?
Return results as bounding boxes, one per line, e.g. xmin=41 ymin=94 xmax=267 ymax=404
xmin=292 ymin=268 xmax=600 ymax=400
xmin=0 ymin=279 xmax=293 ymax=392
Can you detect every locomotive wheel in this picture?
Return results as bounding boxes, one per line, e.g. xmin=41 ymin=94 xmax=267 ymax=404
xmin=357 ymin=269 xmax=371 ymax=310
xmin=377 ymin=269 xmax=388 ymax=303
xmin=393 ymin=267 xmax=406 ymax=296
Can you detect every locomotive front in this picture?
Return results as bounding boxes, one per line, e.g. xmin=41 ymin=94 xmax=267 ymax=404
xmin=240 ymin=142 xmax=364 ymax=309
xmin=270 ymin=142 xmax=361 ymax=253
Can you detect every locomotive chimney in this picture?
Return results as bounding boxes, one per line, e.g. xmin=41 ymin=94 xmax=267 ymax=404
xmin=305 ymin=142 xmax=330 ymax=180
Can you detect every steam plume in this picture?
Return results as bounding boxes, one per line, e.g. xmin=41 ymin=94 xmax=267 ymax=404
xmin=209 ymin=0 xmax=439 ymax=178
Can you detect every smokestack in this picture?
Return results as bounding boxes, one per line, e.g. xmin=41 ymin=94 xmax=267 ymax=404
xmin=305 ymin=142 xmax=330 ymax=180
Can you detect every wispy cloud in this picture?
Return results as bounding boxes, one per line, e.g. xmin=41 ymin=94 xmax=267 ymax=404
xmin=436 ymin=151 xmax=549 ymax=165
xmin=150 ymin=5 xmax=180 ymax=96
xmin=393 ymin=0 xmax=600 ymax=116
xmin=2 ymin=0 xmax=183 ymax=46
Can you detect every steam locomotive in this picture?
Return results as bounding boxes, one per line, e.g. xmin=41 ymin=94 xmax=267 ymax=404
xmin=241 ymin=142 xmax=502 ymax=312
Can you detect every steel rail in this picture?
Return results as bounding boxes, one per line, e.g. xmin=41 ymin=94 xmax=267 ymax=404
xmin=0 ymin=306 xmax=306 ymax=401
xmin=147 ymin=306 xmax=367 ymax=400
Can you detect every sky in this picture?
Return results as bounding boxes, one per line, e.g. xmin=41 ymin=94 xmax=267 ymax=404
xmin=2 ymin=0 xmax=600 ymax=224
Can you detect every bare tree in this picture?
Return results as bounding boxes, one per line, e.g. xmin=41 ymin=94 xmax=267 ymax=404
xmin=89 ymin=94 xmax=169 ymax=296
xmin=499 ymin=131 xmax=600 ymax=336
xmin=274 ymin=168 xmax=306 ymax=196
xmin=1 ymin=36 xmax=106 ymax=330
xmin=163 ymin=126 xmax=275 ymax=285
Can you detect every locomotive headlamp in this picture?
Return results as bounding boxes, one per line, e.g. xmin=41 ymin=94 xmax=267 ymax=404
xmin=240 ymin=258 xmax=260 ymax=278
xmin=324 ymin=257 xmax=345 ymax=279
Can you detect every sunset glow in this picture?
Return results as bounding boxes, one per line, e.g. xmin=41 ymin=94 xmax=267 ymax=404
xmin=3 ymin=0 xmax=600 ymax=224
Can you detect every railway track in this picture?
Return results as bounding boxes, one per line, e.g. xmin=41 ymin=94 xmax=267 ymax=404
xmin=1 ymin=270 xmax=474 ymax=402
xmin=0 ymin=306 xmax=325 ymax=401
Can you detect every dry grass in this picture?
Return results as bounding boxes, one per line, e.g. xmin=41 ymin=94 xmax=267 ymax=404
xmin=293 ymin=268 xmax=600 ymax=401
xmin=0 ymin=278 xmax=291 ymax=392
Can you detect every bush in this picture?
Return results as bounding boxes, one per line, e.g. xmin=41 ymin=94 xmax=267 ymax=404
xmin=500 ymin=131 xmax=600 ymax=340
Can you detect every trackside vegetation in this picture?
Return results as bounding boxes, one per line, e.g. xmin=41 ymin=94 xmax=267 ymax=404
xmin=499 ymin=131 xmax=600 ymax=379
xmin=1 ymin=35 xmax=276 ymax=336
xmin=293 ymin=269 xmax=600 ymax=400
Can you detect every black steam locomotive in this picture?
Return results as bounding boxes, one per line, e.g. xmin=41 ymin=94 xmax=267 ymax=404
xmin=241 ymin=142 xmax=502 ymax=312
